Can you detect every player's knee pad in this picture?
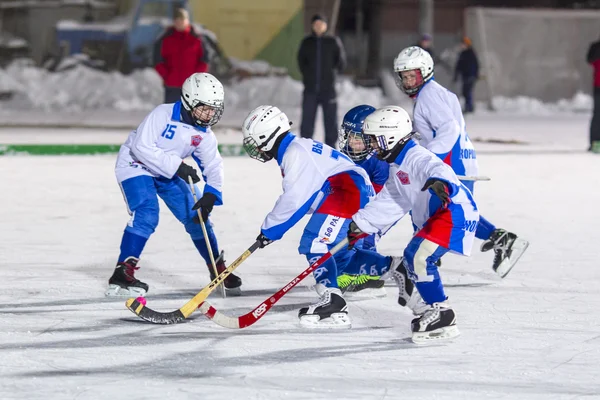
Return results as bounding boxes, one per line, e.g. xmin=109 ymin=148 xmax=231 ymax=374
xmin=125 ymin=204 xmax=159 ymax=238
xmin=403 ymin=238 xmax=439 ymax=283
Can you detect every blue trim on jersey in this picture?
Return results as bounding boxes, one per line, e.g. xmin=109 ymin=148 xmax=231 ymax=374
xmin=448 ymin=204 xmax=466 ymax=254
xmin=347 ymin=170 xmax=374 ymax=207
xmin=393 ymin=140 xmax=417 ymax=166
xmin=432 ymin=129 xmax=436 ymax=139
xmin=262 ymin=190 xmax=320 ymax=241
xmin=203 ymin=184 xmax=223 ymax=205
xmin=171 ymin=101 xmax=182 ymax=122
xmin=277 ymin=133 xmax=295 ymax=165
xmin=435 ymin=136 xmax=472 ymax=176
xmin=357 ymin=155 xmax=389 ymax=187
xmin=191 ymin=154 xmax=223 ymax=205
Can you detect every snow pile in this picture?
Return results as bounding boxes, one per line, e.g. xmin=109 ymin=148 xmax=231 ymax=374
xmin=0 ymin=57 xmax=593 ymax=116
xmin=0 ymin=59 xmax=162 ymax=111
xmin=0 ymin=59 xmax=387 ymax=113
xmin=485 ymin=91 xmax=593 ymax=115
xmin=0 ymin=31 xmax=28 ymax=49
xmin=226 ymin=75 xmax=387 ymax=113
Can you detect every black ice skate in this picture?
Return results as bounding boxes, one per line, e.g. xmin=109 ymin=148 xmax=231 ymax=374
xmin=481 ymin=229 xmax=529 ymax=278
xmin=105 ymin=257 xmax=149 ymax=297
xmin=298 ymin=284 xmax=351 ymax=328
xmin=411 ymin=301 xmax=460 ymax=344
xmin=383 ymin=256 xmax=422 ymax=312
xmin=208 ymin=251 xmax=242 ymax=296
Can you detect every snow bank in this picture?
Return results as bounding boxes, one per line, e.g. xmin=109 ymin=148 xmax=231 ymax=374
xmin=0 ymin=59 xmax=387 ymax=113
xmin=0 ymin=59 xmax=162 ymax=111
xmin=0 ymin=58 xmax=593 ymax=116
xmin=482 ymin=92 xmax=593 ymax=115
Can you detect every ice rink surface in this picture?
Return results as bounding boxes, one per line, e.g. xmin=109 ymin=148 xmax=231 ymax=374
xmin=1 ymin=113 xmax=600 ymax=399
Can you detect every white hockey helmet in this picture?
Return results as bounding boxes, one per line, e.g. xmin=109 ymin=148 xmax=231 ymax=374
xmin=181 ymin=72 xmax=225 ymax=127
xmin=242 ymin=105 xmax=291 ymax=162
xmin=363 ymin=106 xmax=415 ymax=158
xmin=393 ymin=46 xmax=434 ymax=95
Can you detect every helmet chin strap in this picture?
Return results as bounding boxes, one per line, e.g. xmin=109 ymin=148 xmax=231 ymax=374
xmin=376 ymin=133 xmax=417 ymax=163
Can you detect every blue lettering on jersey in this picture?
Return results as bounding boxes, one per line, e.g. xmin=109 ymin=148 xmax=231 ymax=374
xmin=312 ymin=142 xmax=351 ymax=162
xmin=161 ymin=124 xmax=177 ymax=140
xmin=311 ymin=142 xmax=323 ymax=154
xmin=463 ymin=220 xmax=477 ymax=232
xmin=459 ymin=149 xmax=476 ymax=160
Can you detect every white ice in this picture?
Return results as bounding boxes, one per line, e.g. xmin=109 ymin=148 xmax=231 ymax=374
xmin=1 ymin=113 xmax=600 ymax=400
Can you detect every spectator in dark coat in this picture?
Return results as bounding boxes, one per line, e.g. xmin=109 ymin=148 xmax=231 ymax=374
xmin=417 ymin=34 xmax=436 ymax=61
xmin=154 ymin=8 xmax=208 ymax=103
xmin=297 ymin=14 xmax=347 ymax=148
xmin=454 ymin=37 xmax=479 ymax=113
xmin=416 ymin=33 xmax=450 ymax=72
xmin=587 ymin=37 xmax=600 ymax=152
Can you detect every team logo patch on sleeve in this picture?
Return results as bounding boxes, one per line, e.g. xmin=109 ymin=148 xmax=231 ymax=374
xmin=191 ymin=135 xmax=203 ymax=146
xmin=396 ymin=170 xmax=410 ymax=185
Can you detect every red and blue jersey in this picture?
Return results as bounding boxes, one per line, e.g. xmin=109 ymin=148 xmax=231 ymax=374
xmin=261 ymin=134 xmax=374 ymax=241
xmin=352 ymin=140 xmax=478 ymax=256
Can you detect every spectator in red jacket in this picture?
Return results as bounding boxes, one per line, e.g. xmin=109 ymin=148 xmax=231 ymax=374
xmin=587 ymin=37 xmax=600 ymax=152
xmin=154 ymin=8 xmax=208 ymax=103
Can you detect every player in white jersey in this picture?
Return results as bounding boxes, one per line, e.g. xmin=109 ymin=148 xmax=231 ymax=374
xmin=241 ymin=105 xmax=402 ymax=328
xmin=393 ymin=46 xmax=528 ymax=278
xmin=346 ymin=105 xmax=479 ymax=343
xmin=105 ymin=73 xmax=242 ymax=297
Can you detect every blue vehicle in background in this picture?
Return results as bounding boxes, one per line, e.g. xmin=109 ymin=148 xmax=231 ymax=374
xmin=53 ymin=0 xmax=232 ymax=78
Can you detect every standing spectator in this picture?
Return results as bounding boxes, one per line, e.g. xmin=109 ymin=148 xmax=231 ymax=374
xmin=297 ymin=14 xmax=346 ymax=148
xmin=417 ymin=34 xmax=436 ymax=60
xmin=416 ymin=33 xmax=450 ymax=73
xmin=154 ymin=8 xmax=208 ymax=103
xmin=454 ymin=37 xmax=479 ymax=113
xmin=587 ymin=37 xmax=600 ymax=152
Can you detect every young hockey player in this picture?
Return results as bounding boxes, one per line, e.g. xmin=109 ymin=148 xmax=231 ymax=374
xmin=337 ymin=105 xmax=389 ymax=295
xmin=393 ymin=46 xmax=528 ymax=277
xmin=241 ymin=105 xmax=402 ymax=328
xmin=346 ymin=105 xmax=479 ymax=343
xmin=106 ymin=72 xmax=242 ymax=297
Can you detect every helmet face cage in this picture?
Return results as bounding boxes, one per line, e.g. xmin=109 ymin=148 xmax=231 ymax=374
xmin=186 ymin=99 xmax=224 ymax=128
xmin=242 ymin=136 xmax=272 ymax=163
xmin=367 ymin=131 xmax=418 ymax=159
xmin=394 ymin=69 xmax=424 ymax=96
xmin=339 ymin=127 xmax=372 ymax=161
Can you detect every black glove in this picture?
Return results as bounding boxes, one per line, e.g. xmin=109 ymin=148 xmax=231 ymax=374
xmin=175 ymin=162 xmax=200 ymax=183
xmin=347 ymin=221 xmax=364 ymax=249
xmin=422 ymin=178 xmax=451 ymax=208
xmin=256 ymin=233 xmax=274 ymax=249
xmin=192 ymin=192 xmax=217 ymax=223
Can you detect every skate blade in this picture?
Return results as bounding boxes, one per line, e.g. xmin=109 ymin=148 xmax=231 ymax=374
xmin=299 ymin=313 xmax=351 ymax=329
xmin=224 ymin=286 xmax=242 ymax=297
xmin=411 ymin=325 xmax=460 ymax=345
xmin=345 ymin=287 xmax=387 ymax=299
xmin=105 ymin=284 xmax=147 ymax=298
xmin=495 ymin=238 xmax=529 ymax=279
